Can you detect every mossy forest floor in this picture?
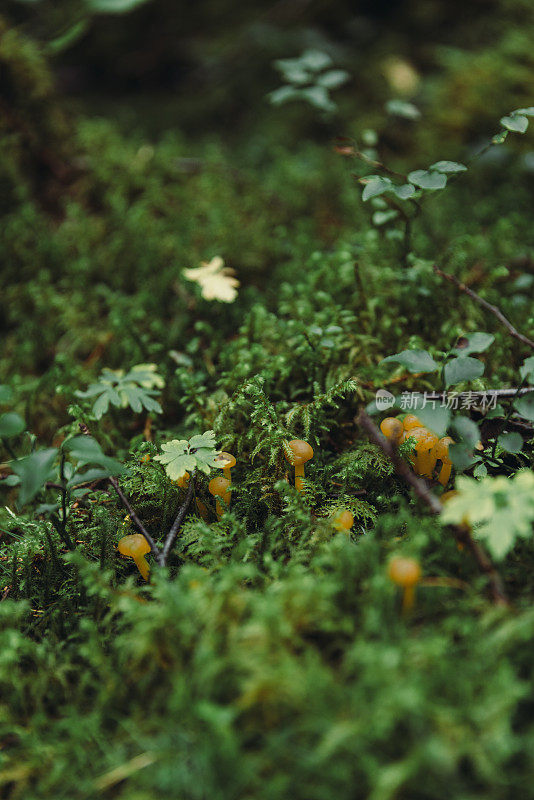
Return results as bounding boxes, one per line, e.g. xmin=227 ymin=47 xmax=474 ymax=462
xmin=1 ymin=7 xmax=534 ymax=799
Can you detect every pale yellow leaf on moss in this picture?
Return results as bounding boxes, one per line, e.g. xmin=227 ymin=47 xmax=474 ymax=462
xmin=183 ymin=256 xmax=239 ymax=303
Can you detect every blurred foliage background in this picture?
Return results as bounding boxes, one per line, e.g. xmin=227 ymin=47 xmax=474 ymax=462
xmin=2 ymin=3 xmax=534 ymax=798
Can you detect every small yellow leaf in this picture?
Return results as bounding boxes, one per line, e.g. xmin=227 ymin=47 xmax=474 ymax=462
xmin=183 ymin=256 xmax=239 ymax=303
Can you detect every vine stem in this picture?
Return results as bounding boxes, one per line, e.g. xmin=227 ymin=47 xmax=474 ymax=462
xmin=433 ymin=265 xmax=534 ymax=350
xmin=356 ymin=410 xmax=509 ymax=606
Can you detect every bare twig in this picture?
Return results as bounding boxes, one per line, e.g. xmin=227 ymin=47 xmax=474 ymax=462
xmin=357 ymin=410 xmax=442 ymax=514
xmin=423 ymin=388 xmax=533 ymax=401
xmin=433 ymin=265 xmax=534 ymax=350
xmin=107 ymin=473 xmax=161 ymax=561
xmin=356 ymin=410 xmax=509 ymax=606
xmin=78 ymin=423 xmax=194 ymax=567
xmin=159 ymin=476 xmax=195 ymax=566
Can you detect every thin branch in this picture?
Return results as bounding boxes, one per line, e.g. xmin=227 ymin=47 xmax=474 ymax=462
xmin=433 ymin=265 xmax=534 ymax=350
xmin=78 ymin=422 xmax=195 ymax=567
xmin=107 ymin=474 xmax=161 ymax=561
xmin=423 ymin=388 xmax=533 ymax=400
xmin=357 ymin=410 xmax=442 ymax=514
xmin=78 ymin=423 xmax=160 ymax=560
xmin=356 ymin=410 xmax=509 ymax=606
xmin=1 ymin=438 xmax=17 ymax=460
xmin=159 ymin=476 xmax=195 ymax=566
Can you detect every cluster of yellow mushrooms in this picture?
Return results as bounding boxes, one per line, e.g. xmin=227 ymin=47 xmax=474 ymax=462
xmin=117 ymin=439 xmax=355 ymax=580
xmin=118 ymin=426 xmax=445 ymax=603
xmin=380 ymin=414 xmax=454 ymax=486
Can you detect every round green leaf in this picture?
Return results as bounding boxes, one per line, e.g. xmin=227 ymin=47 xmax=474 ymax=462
xmin=381 ymin=349 xmax=439 ymax=374
xmin=444 ymin=356 xmax=484 ymax=387
xmin=0 ymin=385 xmax=14 ymax=404
xmin=514 ymin=393 xmax=534 ymax=421
xmin=0 ymin=412 xmax=25 ymax=438
xmin=362 ymin=176 xmax=393 ymax=201
xmin=500 ymin=114 xmax=528 ymax=133
xmin=498 ymin=432 xmax=523 ymax=454
xmin=452 ymin=332 xmax=495 ymax=355
xmin=429 ymin=160 xmax=467 ymax=174
xmin=407 ymin=170 xmax=447 ymax=190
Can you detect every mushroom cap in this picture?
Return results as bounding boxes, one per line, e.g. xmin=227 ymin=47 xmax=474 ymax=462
xmin=431 ymin=436 xmax=454 ymax=461
xmin=387 ymin=556 xmax=422 ymax=587
xmin=118 ymin=534 xmax=151 ymax=558
xmin=332 ymin=509 xmax=354 ymax=531
xmin=380 ymin=417 xmax=404 ymax=442
xmin=208 ymin=476 xmax=231 ymax=496
xmin=286 ymin=440 xmax=314 ymax=466
xmin=407 ymin=427 xmax=438 ymax=451
xmin=175 ymin=471 xmax=190 ymax=488
xmin=403 ymin=414 xmax=422 ymax=431
xmin=215 ymin=452 xmax=236 ymax=469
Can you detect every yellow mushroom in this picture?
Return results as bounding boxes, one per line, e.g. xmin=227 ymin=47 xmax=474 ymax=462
xmin=175 ymin=471 xmax=190 ymax=489
xmin=380 ymin=417 xmax=404 ymax=445
xmin=403 ymin=414 xmax=422 ymax=432
xmin=388 ymin=556 xmax=422 ymax=614
xmin=406 ymin=427 xmax=439 ymax=477
xmin=214 ymin=452 xmax=236 ymax=481
xmin=331 ymin=508 xmax=354 ymax=533
xmin=209 ymin=475 xmax=231 ymax=519
xmin=431 ymin=436 xmax=454 ymax=486
xmin=117 ymin=534 xmax=151 ymax=582
xmin=285 ymin=440 xmax=314 ymax=492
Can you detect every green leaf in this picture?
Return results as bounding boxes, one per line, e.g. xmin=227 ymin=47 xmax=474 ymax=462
xmin=440 ymin=472 xmax=534 ymax=560
xmin=429 ymin=161 xmax=467 ymax=174
xmin=87 ymin=0 xmax=150 ymax=12
xmin=519 ymin=356 xmax=534 ymax=383
xmin=473 ymin=462 xmax=488 ymax=479
xmin=155 ymin=431 xmax=220 ymax=481
xmin=372 ymin=210 xmax=399 ymax=226
xmin=0 ymin=385 xmax=14 ymax=404
xmin=498 ymin=432 xmax=523 ymax=454
xmin=362 ymin=176 xmax=393 ymax=201
xmin=409 ymin=398 xmax=451 ymax=438
xmin=452 ymin=332 xmax=495 ymax=355
xmin=317 ymin=70 xmax=349 ymax=89
xmin=385 ymin=100 xmax=421 ymax=120
xmin=514 ymin=107 xmax=534 ymax=116
xmin=448 ymin=443 xmax=477 ymax=471
xmin=75 ymin=364 xmax=164 ymax=419
xmin=451 ymin=416 xmax=480 ymax=448
xmin=154 ymin=440 xmax=197 ymax=481
xmin=407 ymin=170 xmax=447 ymax=190
xmin=500 ymin=114 xmax=528 ymax=133
xmin=0 ymin=413 xmax=25 ymax=439
xmin=444 ymin=356 xmax=484 ymax=387
xmin=392 ymin=183 xmax=416 ymax=200
xmin=381 ymin=349 xmax=439 ymax=374
xmin=64 ymin=436 xmax=126 ymax=476
xmin=514 ymin=392 xmax=534 ymax=421
xmin=10 ymin=448 xmax=58 ymax=507
xmin=67 ymin=468 xmax=114 ymax=487
xmin=299 ymin=50 xmax=332 ymax=71
xmin=189 ymin=431 xmax=217 ymax=450
xmin=268 ymin=86 xmax=301 ymax=105
xmin=301 ymin=86 xmax=336 ymax=112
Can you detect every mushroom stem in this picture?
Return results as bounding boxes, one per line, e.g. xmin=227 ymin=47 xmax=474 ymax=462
xmin=438 ymin=460 xmax=452 ymax=486
xmin=294 ymin=463 xmax=305 ymax=492
xmin=402 ymin=584 xmax=416 ymax=615
xmin=134 ymin=554 xmax=150 ymax=582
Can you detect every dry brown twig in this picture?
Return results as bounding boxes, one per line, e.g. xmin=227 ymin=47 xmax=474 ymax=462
xmin=433 ymin=265 xmax=534 ymax=350
xmin=356 ymin=410 xmax=509 ymax=606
